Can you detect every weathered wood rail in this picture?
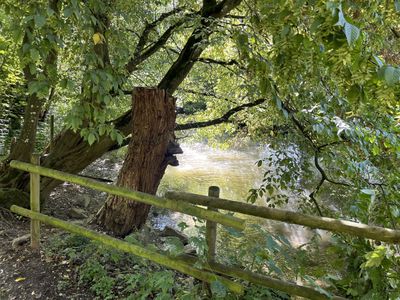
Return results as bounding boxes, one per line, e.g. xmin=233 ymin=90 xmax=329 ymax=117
xmin=9 ymin=157 xmax=379 ymax=299
xmin=165 ymin=191 xmax=400 ymax=243
xmin=11 ymin=205 xmax=243 ymax=293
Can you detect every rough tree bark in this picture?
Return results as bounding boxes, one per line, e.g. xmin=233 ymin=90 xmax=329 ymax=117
xmin=94 ymin=88 xmax=178 ymax=236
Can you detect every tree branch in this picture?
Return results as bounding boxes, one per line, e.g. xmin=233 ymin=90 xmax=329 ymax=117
xmin=133 ymin=7 xmax=184 ymax=58
xmin=107 ymin=0 xmax=244 ymax=145
xmin=213 ymin=0 xmax=243 ymax=18
xmin=178 ymin=88 xmax=218 ymax=98
xmin=309 ymin=177 xmax=324 ymax=217
xmin=177 ymin=88 xmax=236 ymax=105
xmin=271 ymin=84 xmax=355 ymax=215
xmin=126 ymin=15 xmax=188 ymax=73
xmin=176 ymin=98 xmax=265 ymax=130
xmin=158 ymin=0 xmax=243 ymax=94
xmin=196 ymin=57 xmax=239 ymax=66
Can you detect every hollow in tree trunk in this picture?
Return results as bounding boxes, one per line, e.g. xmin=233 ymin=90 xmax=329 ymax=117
xmin=94 ymin=87 xmax=179 ymax=236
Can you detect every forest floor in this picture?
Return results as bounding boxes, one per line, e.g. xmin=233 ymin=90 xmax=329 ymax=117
xmin=0 ymin=155 xmax=181 ymax=300
xmin=0 ymin=213 xmax=93 ymax=300
xmin=0 ymin=191 xmax=99 ymax=299
xmin=0 ymin=157 xmax=117 ymax=300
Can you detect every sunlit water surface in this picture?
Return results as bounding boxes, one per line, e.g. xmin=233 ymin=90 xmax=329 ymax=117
xmin=155 ymin=143 xmax=325 ymax=246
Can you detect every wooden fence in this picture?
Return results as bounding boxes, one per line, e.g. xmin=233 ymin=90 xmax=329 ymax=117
xmin=10 ymin=156 xmax=400 ymax=299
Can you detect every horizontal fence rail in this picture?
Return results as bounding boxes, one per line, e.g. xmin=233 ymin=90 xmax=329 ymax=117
xmin=165 ymin=191 xmax=400 ymax=243
xmin=10 ymin=160 xmax=245 ymax=231
xmin=178 ymin=255 xmax=346 ymax=300
xmin=10 ymin=205 xmax=243 ymax=294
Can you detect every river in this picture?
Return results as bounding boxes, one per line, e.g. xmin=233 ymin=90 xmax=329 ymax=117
xmin=155 ymin=143 xmax=325 ymax=247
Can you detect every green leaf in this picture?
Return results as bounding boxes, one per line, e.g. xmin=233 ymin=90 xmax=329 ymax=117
xmin=267 ymin=259 xmax=283 ymax=275
xmin=266 ymin=235 xmax=280 ymax=252
xmin=373 ymin=55 xmax=384 ymax=67
xmin=347 ymin=84 xmax=360 ymax=103
xmin=360 ymin=188 xmax=375 ymax=196
xmin=87 ymin=133 xmax=96 ymax=145
xmin=124 ymin=234 xmax=140 ymax=245
xmin=28 ymin=81 xmax=40 ymax=94
xmin=30 ymin=48 xmax=40 ymax=61
xmin=395 ymin=0 xmax=400 ymax=12
xmin=336 ymin=10 xmax=346 ymax=26
xmin=360 ymin=188 xmax=376 ymax=202
xmin=310 ymin=17 xmax=324 ymax=33
xmin=344 ymin=22 xmax=360 ymax=46
xmin=210 ymin=280 xmax=227 ymax=298
xmin=63 ymin=7 xmax=74 ymax=18
xmin=326 ymin=2 xmax=339 ymax=13
xmin=103 ymin=95 xmax=111 ymax=105
xmin=98 ymin=125 xmax=106 ymax=136
xmin=383 ymin=66 xmax=400 ymax=86
xmin=363 ymin=246 xmax=386 ymax=268
xmin=275 ymin=96 xmax=282 ymax=110
xmin=22 ymin=43 xmax=30 ymax=53
xmin=29 ymin=64 xmax=37 ymax=75
xmin=60 ymin=78 xmax=68 ymax=89
xmin=164 ymin=237 xmax=184 ymax=257
xmin=34 ymin=14 xmax=46 ymax=28
xmin=225 ymin=226 xmax=244 ymax=238
xmin=178 ymin=222 xmax=189 ymax=231
xmin=303 ymin=275 xmax=333 ymax=298
xmin=116 ymin=133 xmax=123 ymax=145
xmin=110 ymin=130 xmax=117 ymax=141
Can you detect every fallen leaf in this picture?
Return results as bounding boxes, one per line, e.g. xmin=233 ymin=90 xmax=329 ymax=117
xmin=15 ymin=277 xmax=26 ymax=282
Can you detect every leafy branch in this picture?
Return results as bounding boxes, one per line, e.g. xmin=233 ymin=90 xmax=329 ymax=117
xmin=126 ymin=8 xmax=191 ymax=73
xmin=272 ymin=85 xmax=352 ymax=216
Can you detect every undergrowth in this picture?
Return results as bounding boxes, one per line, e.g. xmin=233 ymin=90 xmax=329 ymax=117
xmin=43 ymin=224 xmax=296 ymax=300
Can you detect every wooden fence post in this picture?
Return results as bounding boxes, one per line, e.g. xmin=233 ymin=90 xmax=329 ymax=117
xmin=206 ymin=186 xmax=219 ymax=263
xmin=30 ymin=154 xmax=41 ymax=250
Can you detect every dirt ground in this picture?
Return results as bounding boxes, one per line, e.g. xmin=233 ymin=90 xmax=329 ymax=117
xmin=0 ymin=157 xmax=119 ymax=300
xmin=0 ymin=213 xmax=94 ymax=299
xmin=0 ymin=180 xmax=107 ymax=300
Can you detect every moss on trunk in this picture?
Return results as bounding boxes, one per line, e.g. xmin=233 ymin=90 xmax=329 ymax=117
xmin=0 ymin=188 xmax=30 ymax=209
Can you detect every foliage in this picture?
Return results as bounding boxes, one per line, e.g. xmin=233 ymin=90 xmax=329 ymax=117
xmin=45 ymin=224 xmax=298 ymax=300
xmin=45 ymin=233 xmax=202 ymax=300
xmin=218 ymin=221 xmax=341 ymax=297
xmin=229 ymin=2 xmax=400 ymax=297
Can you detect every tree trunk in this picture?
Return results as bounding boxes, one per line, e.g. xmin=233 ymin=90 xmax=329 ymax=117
xmin=0 ymin=0 xmax=60 ymax=207
xmin=94 ymin=87 xmax=177 ymax=236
